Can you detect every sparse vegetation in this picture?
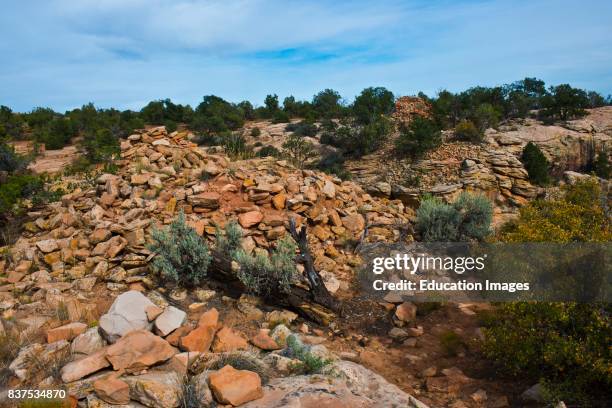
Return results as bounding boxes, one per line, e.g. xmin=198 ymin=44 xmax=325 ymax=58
xmin=453 ymin=120 xmax=482 ymax=143
xmin=284 ymin=335 xmax=332 ymax=375
xmin=200 ymin=351 xmax=272 ymax=384
xmin=439 ymin=330 xmax=463 ymax=357
xmin=282 ymin=134 xmax=316 ymax=168
xmin=416 ymin=193 xmax=492 ymax=242
xmin=148 ymin=211 xmax=212 ymax=287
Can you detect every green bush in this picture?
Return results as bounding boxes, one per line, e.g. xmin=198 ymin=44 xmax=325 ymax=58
xmin=284 ymin=335 xmax=332 ymax=375
xmin=482 ymin=302 xmax=611 ymax=406
xmin=282 ymin=134 xmax=316 ymax=168
xmin=593 ymin=149 xmax=610 ymax=179
xmin=521 ymin=142 xmax=550 ymax=185
xmin=486 ymin=181 xmax=611 ymax=406
xmin=81 ymin=128 xmax=120 ymax=163
xmin=352 ymin=87 xmax=395 ymax=125
xmin=250 ymin=127 xmax=261 ymax=137
xmin=272 ymin=110 xmax=290 ymax=124
xmin=191 ymin=95 xmax=244 ymax=135
xmin=0 ymin=142 xmax=27 ymax=173
xmin=233 ymin=236 xmax=297 ymax=296
xmin=541 ymin=84 xmax=590 ymax=121
xmin=285 ymin=120 xmax=318 ymax=137
xmin=223 ymin=133 xmax=253 ymax=159
xmin=395 ymin=116 xmax=441 ymax=159
xmin=256 ymin=145 xmax=281 ymax=158
xmin=439 ymin=330 xmax=463 ymax=357
xmin=315 ymin=151 xmax=351 ymax=180
xmin=148 ymin=211 xmax=212 ymax=287
xmin=416 ymin=193 xmax=492 ymax=242
xmin=453 ymin=120 xmax=482 ymax=143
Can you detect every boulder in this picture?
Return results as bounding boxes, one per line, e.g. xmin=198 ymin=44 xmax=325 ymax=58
xmin=211 ymin=327 xmax=248 ymax=353
xmin=105 ymin=330 xmax=176 ymax=373
xmin=36 ymin=239 xmax=59 ymax=253
xmin=208 ymin=365 xmax=263 ymax=406
xmin=71 ymin=327 xmax=107 ymax=356
xmin=180 ymin=308 xmax=218 ymax=352
xmin=395 ymin=302 xmax=417 ymax=323
xmin=238 ymin=211 xmax=264 ymax=228
xmin=99 ymin=291 xmax=156 ymax=343
xmin=154 ymin=306 xmax=186 ymax=337
xmin=250 ymin=329 xmax=281 ymax=350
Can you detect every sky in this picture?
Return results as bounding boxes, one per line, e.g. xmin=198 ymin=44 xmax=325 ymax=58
xmin=1 ymin=0 xmax=611 ymax=112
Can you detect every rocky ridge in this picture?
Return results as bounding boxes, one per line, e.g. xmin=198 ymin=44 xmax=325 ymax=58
xmin=0 ymin=126 xmax=424 ymax=407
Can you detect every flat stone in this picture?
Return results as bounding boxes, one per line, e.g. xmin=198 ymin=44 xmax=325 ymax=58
xmin=105 ymin=329 xmax=176 ymax=373
xmin=94 ymin=376 xmax=130 ymax=405
xmin=47 ymin=322 xmax=87 ymax=343
xmin=211 ymin=327 xmax=248 ymax=353
xmin=124 ymin=372 xmax=181 ymax=408
xmin=208 ymin=365 xmax=263 ymax=406
xmin=61 ymin=349 xmax=111 ymax=383
xmin=154 ymin=306 xmax=186 ymax=337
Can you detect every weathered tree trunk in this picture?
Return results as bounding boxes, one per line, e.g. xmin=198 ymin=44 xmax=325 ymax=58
xmin=205 ymin=218 xmax=339 ymax=325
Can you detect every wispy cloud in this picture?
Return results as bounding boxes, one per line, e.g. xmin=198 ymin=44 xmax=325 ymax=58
xmin=0 ymin=0 xmax=610 ymax=111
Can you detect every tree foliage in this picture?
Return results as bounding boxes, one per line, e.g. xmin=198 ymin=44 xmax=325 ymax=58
xmin=352 ymin=87 xmax=394 ymax=125
xmin=521 ymin=142 xmax=550 ymax=185
xmin=395 ymin=117 xmax=441 ymax=158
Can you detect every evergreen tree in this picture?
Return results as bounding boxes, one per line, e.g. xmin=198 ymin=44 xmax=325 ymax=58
xmin=521 ymin=142 xmax=550 ymax=185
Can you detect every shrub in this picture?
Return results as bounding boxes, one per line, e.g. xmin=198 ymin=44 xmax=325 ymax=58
xmin=453 ymin=120 xmax=482 ymax=143
xmin=282 ymin=134 xmax=316 ymax=168
xmin=285 ymin=120 xmax=318 ymax=137
xmin=482 ymin=302 xmax=611 ymax=406
xmin=81 ymin=128 xmax=120 ymax=163
xmin=312 ymin=89 xmax=343 ymax=119
xmin=223 ymin=133 xmax=253 ymax=160
xmin=148 ymin=211 xmax=211 ymax=287
xmin=315 ymin=151 xmax=351 ymax=180
xmin=486 ymin=181 xmax=611 ymax=406
xmin=0 ymin=142 xmax=27 ymax=173
xmin=256 ymin=145 xmax=280 ymax=158
xmin=191 ymin=95 xmax=244 ymax=135
xmin=284 ymin=335 xmax=333 ymax=375
xmin=416 ymin=193 xmax=492 ymax=242
xmin=472 ymin=103 xmax=500 ymax=131
xmin=520 ymin=142 xmax=550 ymax=185
xmin=272 ymin=110 xmax=290 ymax=124
xmin=200 ymin=351 xmax=272 ymax=384
xmin=593 ymin=149 xmax=610 ymax=179
xmin=439 ymin=331 xmax=463 ymax=357
xmin=233 ymin=236 xmax=297 ymax=296
xmin=395 ymin=116 xmax=441 ymax=159
xmin=250 ymin=127 xmax=261 ymax=137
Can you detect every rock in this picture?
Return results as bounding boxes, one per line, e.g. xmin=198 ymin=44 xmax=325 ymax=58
xmin=208 ymin=365 xmax=264 ymax=406
xmin=180 ymin=308 xmax=219 ymax=352
xmin=36 ymin=239 xmax=58 ymax=253
xmin=421 ymin=366 xmax=437 ymax=377
xmin=395 ymin=302 xmax=417 ymax=323
xmin=61 ymin=349 xmax=111 ymax=383
xmin=212 ymin=327 xmax=248 ymax=352
xmin=46 ymin=322 xmax=88 ymax=343
xmin=94 ymin=376 xmax=130 ymax=405
xmin=243 ymin=361 xmax=426 ymax=408
xmin=189 ymin=192 xmax=220 ymax=209
xmin=99 ymin=290 xmax=156 ymax=343
xmin=146 ymin=305 xmax=163 ymax=321
xmin=272 ymin=193 xmax=286 ymax=209
xmin=342 ymin=214 xmax=365 ymax=233
xmin=265 ymin=310 xmax=297 ymax=325
xmin=250 ymin=329 xmax=281 ymax=350
xmin=238 ymin=211 xmax=264 ymax=228
xmin=470 ymin=389 xmax=488 ymax=404
xmin=322 ymin=181 xmax=336 ymax=198
xmin=9 ymin=343 xmax=45 ymax=380
xmin=105 ymin=330 xmax=176 ymax=373
xmin=71 ymin=327 xmax=106 ymax=356
xmin=154 ymin=306 xmax=186 ymax=337
xmin=388 ymin=327 xmax=408 ymax=341
xmin=522 ymin=383 xmax=544 ymax=402
xmin=124 ymin=372 xmax=181 ymax=408
xmin=270 ymin=324 xmax=292 ymax=346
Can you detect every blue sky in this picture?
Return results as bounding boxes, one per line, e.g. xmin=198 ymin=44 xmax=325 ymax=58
xmin=1 ymin=0 xmax=611 ymax=112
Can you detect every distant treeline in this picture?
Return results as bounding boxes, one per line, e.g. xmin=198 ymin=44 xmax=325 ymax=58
xmin=0 ymin=78 xmax=609 ymax=158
